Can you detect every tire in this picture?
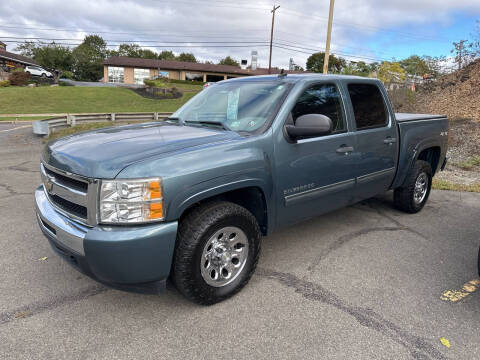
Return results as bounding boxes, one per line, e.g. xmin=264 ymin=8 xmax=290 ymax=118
xmin=41 ymin=73 xmax=46 ymax=78
xmin=394 ymin=160 xmax=432 ymax=213
xmin=172 ymin=201 xmax=262 ymax=305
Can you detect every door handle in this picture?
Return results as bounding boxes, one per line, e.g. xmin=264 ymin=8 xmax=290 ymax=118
xmin=383 ymin=137 xmax=397 ymax=145
xmin=336 ymin=145 xmax=354 ymax=154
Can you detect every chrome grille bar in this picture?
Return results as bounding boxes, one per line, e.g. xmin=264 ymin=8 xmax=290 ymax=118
xmin=40 ymin=163 xmax=98 ymax=226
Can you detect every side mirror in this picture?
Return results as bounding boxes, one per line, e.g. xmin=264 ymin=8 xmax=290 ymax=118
xmin=285 ymin=114 xmax=333 ymax=141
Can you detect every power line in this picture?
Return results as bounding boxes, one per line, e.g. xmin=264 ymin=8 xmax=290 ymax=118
xmin=280 ymin=7 xmax=456 ymax=44
xmin=0 ymin=37 xmax=269 ymax=44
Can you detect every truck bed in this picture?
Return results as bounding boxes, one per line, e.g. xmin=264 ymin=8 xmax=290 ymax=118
xmin=395 ymin=113 xmax=446 ymax=122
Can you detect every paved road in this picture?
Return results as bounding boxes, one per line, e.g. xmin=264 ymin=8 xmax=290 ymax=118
xmin=1 ymin=126 xmax=479 ymax=359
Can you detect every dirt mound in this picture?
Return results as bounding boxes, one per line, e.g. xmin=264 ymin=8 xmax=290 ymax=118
xmin=414 ymin=59 xmax=480 ymax=120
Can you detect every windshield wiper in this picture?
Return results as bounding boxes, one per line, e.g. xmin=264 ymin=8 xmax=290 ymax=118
xmin=184 ymin=120 xmax=230 ymax=131
xmin=165 ymin=116 xmax=181 ymax=123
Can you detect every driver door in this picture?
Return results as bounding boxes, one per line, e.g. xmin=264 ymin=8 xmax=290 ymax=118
xmin=274 ymin=82 xmax=357 ymax=227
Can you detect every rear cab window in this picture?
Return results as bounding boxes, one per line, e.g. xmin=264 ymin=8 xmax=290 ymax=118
xmin=347 ymin=83 xmax=388 ymax=130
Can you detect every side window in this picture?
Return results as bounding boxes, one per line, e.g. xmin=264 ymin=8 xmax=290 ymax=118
xmin=348 ymin=83 xmax=388 ymax=130
xmin=291 ymin=83 xmax=346 ymax=133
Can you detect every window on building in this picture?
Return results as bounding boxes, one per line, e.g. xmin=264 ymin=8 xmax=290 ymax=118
xmin=108 ymin=66 xmax=124 ymax=83
xmin=206 ymin=74 xmax=224 ymax=82
xmin=348 ymin=83 xmax=388 ymax=130
xmin=291 ymin=83 xmax=346 ymax=133
xmin=185 ymin=72 xmax=203 ymax=81
xmin=134 ymin=68 xmax=150 ymax=85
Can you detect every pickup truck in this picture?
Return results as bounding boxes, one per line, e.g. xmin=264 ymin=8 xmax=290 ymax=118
xmin=35 ymin=74 xmax=448 ymax=304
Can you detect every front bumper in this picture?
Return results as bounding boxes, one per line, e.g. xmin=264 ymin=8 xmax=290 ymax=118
xmin=35 ymin=185 xmax=178 ymax=293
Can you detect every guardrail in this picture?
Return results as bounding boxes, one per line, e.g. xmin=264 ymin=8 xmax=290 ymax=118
xmin=32 ymin=112 xmax=174 ymax=136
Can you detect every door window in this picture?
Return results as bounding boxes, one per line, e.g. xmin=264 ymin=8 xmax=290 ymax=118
xmin=348 ymin=83 xmax=388 ymax=130
xmin=291 ymin=83 xmax=346 ymax=133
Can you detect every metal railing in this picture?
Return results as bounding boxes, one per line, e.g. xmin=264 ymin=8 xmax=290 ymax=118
xmin=32 ymin=112 xmax=174 ymax=136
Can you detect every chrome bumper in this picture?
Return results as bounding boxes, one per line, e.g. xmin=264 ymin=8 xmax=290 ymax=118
xmin=35 ymin=185 xmax=88 ymax=255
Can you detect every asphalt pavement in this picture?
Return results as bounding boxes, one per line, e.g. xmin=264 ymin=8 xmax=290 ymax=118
xmin=1 ymin=125 xmax=479 ymax=360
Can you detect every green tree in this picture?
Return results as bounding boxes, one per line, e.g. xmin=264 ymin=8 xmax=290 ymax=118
xmin=158 ymin=50 xmax=176 ymax=60
xmin=15 ymin=41 xmax=73 ymax=82
xmin=72 ymin=35 xmax=108 ymax=81
xmin=341 ymin=61 xmax=371 ymax=77
xmin=306 ymin=52 xmax=346 ymax=73
xmin=399 ymin=55 xmax=430 ymax=76
xmin=176 ymin=52 xmax=197 ymax=63
xmin=218 ymin=56 xmax=239 ymax=66
xmin=377 ymin=61 xmax=406 ymax=84
xmin=111 ymin=44 xmax=157 ymax=59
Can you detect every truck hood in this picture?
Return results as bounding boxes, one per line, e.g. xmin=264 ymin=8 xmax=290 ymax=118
xmin=42 ymin=122 xmax=242 ymax=178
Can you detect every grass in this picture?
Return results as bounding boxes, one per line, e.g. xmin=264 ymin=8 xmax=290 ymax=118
xmin=432 ymin=178 xmax=480 ymax=193
xmin=0 ymin=86 xmax=197 ymax=115
xmin=145 ymin=79 xmax=203 ymax=91
xmin=455 ymin=156 xmax=480 ymax=170
xmin=0 ymin=116 xmax=49 ymax=121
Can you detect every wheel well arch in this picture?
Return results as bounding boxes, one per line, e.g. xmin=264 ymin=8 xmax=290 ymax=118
xmin=417 ymin=146 xmax=441 ymax=174
xmin=179 ymin=186 xmax=269 ymax=235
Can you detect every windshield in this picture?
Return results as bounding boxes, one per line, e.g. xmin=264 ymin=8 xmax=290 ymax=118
xmin=172 ymin=80 xmax=290 ymax=133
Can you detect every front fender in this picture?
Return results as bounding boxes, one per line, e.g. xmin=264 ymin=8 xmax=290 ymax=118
xmin=168 ymin=171 xmax=272 ymax=220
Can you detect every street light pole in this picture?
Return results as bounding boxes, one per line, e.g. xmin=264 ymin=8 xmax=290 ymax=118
xmin=269 ymin=4 xmax=280 ymax=74
xmin=323 ymin=0 xmax=335 ymax=74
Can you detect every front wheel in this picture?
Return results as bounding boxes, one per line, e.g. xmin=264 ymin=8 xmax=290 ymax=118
xmin=394 ymin=160 xmax=432 ymax=213
xmin=172 ymin=201 xmax=261 ymax=305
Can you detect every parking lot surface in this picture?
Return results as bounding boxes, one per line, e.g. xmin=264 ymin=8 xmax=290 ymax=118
xmin=1 ymin=125 xmax=479 ymax=359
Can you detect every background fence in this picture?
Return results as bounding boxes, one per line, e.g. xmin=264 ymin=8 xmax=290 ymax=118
xmin=32 ymin=112 xmax=174 ymax=135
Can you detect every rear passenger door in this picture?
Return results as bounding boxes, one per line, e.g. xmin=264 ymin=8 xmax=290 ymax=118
xmin=346 ymin=82 xmax=399 ymax=201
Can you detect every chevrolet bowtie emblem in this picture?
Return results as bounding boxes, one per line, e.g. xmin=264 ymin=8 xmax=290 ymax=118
xmin=45 ymin=176 xmax=55 ymax=194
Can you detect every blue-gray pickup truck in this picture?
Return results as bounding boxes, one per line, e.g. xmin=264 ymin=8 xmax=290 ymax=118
xmin=35 ymin=74 xmax=448 ymax=304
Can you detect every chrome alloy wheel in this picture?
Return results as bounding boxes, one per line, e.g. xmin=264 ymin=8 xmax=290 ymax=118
xmin=413 ymin=172 xmax=428 ymax=204
xmin=200 ymin=226 xmax=249 ymax=287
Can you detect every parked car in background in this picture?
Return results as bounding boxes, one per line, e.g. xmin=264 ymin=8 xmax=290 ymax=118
xmin=25 ymin=65 xmax=53 ymax=78
xmin=35 ymin=74 xmax=448 ymax=305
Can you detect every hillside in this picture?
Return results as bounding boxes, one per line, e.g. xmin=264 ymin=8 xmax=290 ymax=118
xmin=415 ymin=59 xmax=480 ymax=120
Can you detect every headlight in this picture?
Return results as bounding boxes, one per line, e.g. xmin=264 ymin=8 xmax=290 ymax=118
xmin=99 ymin=178 xmax=164 ymax=224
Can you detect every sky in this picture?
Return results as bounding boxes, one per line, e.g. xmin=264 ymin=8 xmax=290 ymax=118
xmin=0 ymin=0 xmax=479 ymax=70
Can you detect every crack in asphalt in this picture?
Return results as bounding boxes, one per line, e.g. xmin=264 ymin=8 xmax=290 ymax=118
xmin=306 ymin=226 xmax=406 ymax=273
xmin=0 ymin=183 xmax=31 ymax=199
xmin=306 ymin=199 xmax=431 ymax=275
xmin=0 ymin=285 xmax=108 ymax=325
xmin=7 ymin=161 xmax=40 ymax=174
xmin=257 ymin=267 xmax=448 ymax=360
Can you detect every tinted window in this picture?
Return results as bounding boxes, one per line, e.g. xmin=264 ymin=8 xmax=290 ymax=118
xmin=348 ymin=83 xmax=388 ymax=130
xmin=291 ymin=84 xmax=346 ymax=133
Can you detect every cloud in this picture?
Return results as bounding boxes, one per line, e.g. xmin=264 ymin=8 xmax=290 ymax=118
xmin=0 ymin=0 xmax=479 ymax=68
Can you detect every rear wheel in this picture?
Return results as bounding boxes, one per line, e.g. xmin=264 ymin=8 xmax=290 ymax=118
xmin=172 ymin=201 xmax=261 ymax=305
xmin=394 ymin=160 xmax=432 ymax=213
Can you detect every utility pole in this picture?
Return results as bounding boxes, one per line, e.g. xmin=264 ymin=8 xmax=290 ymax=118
xmin=323 ymin=0 xmax=335 ymax=74
xmin=269 ymin=4 xmax=280 ymax=74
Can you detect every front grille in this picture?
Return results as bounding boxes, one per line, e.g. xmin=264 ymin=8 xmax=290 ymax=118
xmin=44 ymin=166 xmax=88 ymax=192
xmin=41 ymin=163 xmax=92 ymax=224
xmin=49 ymin=194 xmax=88 ymax=219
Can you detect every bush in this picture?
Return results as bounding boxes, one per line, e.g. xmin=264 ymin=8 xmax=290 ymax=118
xmin=62 ymin=71 xmax=74 ymax=79
xmin=8 ymin=71 xmax=32 ymax=86
xmin=169 ymin=78 xmax=205 ymax=86
xmin=143 ymin=79 xmax=156 ymax=87
xmin=0 ymin=80 xmax=10 ymax=87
